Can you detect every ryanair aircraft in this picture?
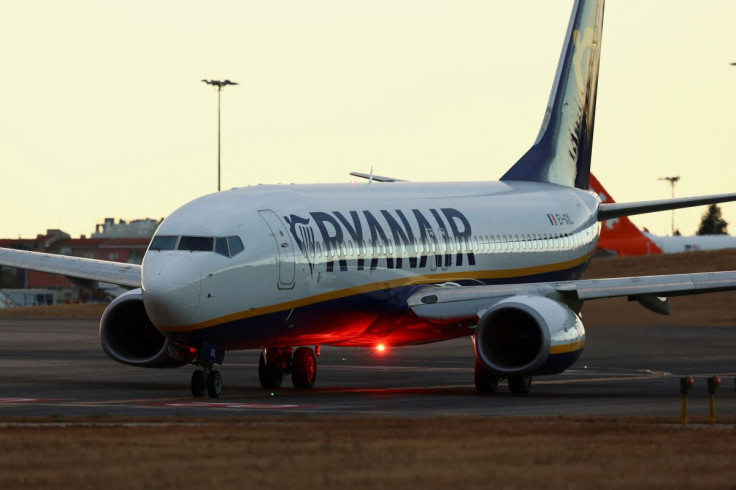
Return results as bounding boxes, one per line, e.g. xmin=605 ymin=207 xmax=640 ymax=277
xmin=3 ymin=0 xmax=736 ymax=397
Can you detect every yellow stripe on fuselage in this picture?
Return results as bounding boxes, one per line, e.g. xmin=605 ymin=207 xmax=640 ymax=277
xmin=156 ymin=252 xmax=593 ymax=333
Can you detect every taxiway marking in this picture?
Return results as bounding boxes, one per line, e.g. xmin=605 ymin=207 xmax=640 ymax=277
xmin=152 ymin=402 xmax=304 ymax=410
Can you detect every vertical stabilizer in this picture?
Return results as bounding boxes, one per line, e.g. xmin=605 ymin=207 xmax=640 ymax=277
xmin=501 ymin=0 xmax=605 ymax=189
xmin=590 ymin=174 xmax=663 ymax=256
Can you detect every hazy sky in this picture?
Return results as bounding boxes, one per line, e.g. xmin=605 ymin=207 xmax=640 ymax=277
xmin=2 ymin=1 xmax=735 ymax=239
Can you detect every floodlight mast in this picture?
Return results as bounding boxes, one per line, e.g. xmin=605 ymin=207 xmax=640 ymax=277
xmin=201 ymin=79 xmax=239 ymax=192
xmin=658 ymin=175 xmax=680 ymax=235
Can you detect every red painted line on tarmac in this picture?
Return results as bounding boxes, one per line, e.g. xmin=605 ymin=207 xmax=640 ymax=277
xmin=0 ymin=398 xmax=63 ymax=404
xmin=150 ymin=402 xmax=307 ymax=410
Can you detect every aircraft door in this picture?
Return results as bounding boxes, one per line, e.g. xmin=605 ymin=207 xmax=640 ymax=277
xmin=427 ymin=229 xmax=438 ymax=271
xmin=258 ymin=209 xmax=296 ymax=290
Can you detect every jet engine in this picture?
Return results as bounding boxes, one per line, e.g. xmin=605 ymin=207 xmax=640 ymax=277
xmin=474 ymin=295 xmax=585 ymax=377
xmin=99 ymin=289 xmax=194 ymax=368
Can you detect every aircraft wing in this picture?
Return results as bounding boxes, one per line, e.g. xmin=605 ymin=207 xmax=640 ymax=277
xmin=407 ymin=271 xmax=736 ymax=322
xmin=598 ymin=193 xmax=736 ymax=221
xmin=0 ymin=247 xmax=141 ymax=288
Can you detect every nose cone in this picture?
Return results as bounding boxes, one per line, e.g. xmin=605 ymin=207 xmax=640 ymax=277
xmin=142 ymin=253 xmax=202 ymax=326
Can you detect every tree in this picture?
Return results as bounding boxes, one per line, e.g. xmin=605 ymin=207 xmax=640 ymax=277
xmin=696 ymin=204 xmax=728 ymax=235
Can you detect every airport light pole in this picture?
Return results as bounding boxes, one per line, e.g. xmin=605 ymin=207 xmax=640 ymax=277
xmin=658 ymin=175 xmax=680 ymax=235
xmin=201 ymin=79 xmax=239 ymax=192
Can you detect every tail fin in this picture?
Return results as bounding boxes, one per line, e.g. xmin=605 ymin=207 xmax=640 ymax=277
xmin=501 ymin=0 xmax=605 ymax=189
xmin=590 ymin=174 xmax=663 ymax=256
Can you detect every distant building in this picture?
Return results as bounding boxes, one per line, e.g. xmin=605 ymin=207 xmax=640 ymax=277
xmin=92 ymin=218 xmax=161 ymax=238
xmin=0 ymin=289 xmax=56 ymax=308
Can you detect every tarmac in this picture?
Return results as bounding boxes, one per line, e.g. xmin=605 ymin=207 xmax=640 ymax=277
xmin=0 ymin=316 xmax=733 ymax=418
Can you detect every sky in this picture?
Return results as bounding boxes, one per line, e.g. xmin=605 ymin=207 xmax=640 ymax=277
xmin=1 ymin=1 xmax=735 ymax=239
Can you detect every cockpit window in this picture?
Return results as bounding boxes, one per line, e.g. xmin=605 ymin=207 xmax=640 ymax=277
xmin=151 ymin=234 xmax=244 ymax=257
xmin=227 ymin=236 xmax=245 ymax=256
xmin=215 ymin=237 xmax=229 ymax=256
xmin=178 ymin=236 xmax=214 ymax=252
xmin=149 ymin=235 xmax=178 ymax=251
xmin=214 ymin=236 xmax=245 ymax=257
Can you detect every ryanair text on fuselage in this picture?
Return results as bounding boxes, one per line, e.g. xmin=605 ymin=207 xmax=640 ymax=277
xmin=284 ymin=208 xmax=476 ymax=274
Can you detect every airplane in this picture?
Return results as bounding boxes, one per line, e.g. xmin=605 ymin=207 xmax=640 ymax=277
xmin=3 ymin=0 xmax=736 ymax=398
xmin=591 ymin=174 xmax=736 ymax=255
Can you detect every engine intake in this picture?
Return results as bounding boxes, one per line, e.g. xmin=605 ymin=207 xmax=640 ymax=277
xmin=475 ymin=295 xmax=585 ymax=377
xmin=99 ymin=289 xmax=193 ymax=368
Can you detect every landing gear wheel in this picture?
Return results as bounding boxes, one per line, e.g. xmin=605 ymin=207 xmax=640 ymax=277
xmin=292 ymin=347 xmax=317 ymax=389
xmin=473 ymin=358 xmax=500 ymax=393
xmin=207 ymin=370 xmax=222 ymax=398
xmin=508 ymin=375 xmax=532 ymax=394
xmin=259 ymin=351 xmax=284 ymax=389
xmin=191 ymin=369 xmax=206 ymax=398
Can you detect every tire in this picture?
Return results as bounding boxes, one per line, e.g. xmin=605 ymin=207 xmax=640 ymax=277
xmin=474 ymin=358 xmax=500 ymax=393
xmin=207 ymin=370 xmax=223 ymax=398
xmin=191 ymin=369 xmax=206 ymax=398
xmin=292 ymin=347 xmax=317 ymax=389
xmin=259 ymin=352 xmax=284 ymax=389
xmin=508 ymin=375 xmax=532 ymax=394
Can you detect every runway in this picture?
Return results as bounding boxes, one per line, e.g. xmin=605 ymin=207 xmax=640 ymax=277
xmin=0 ymin=317 xmax=734 ymax=418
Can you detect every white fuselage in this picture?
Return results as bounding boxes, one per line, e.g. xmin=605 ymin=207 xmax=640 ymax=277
xmin=140 ymin=180 xmax=600 ymax=349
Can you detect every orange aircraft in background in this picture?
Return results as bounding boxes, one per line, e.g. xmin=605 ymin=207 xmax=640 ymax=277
xmin=591 ymin=174 xmax=736 ymax=255
xmin=590 ymin=174 xmax=663 ymax=255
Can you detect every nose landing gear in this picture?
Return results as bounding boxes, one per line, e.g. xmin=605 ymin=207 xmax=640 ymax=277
xmin=191 ymin=365 xmax=223 ymax=398
xmin=190 ymin=342 xmax=225 ymax=398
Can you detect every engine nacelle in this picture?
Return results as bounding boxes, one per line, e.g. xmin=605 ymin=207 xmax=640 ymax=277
xmin=99 ymin=289 xmax=194 ymax=368
xmin=475 ymin=295 xmax=585 ymax=377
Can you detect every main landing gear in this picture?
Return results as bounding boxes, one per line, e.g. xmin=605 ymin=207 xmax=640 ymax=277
xmin=474 ymin=358 xmax=532 ymax=394
xmin=259 ymin=346 xmax=318 ymax=390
